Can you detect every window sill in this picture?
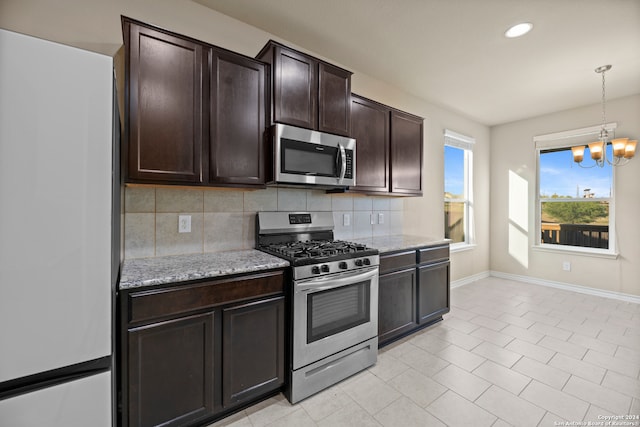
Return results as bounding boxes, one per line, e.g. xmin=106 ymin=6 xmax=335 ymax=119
xmin=532 ymin=244 xmax=619 ymax=260
xmin=450 ymin=243 xmax=477 ymax=253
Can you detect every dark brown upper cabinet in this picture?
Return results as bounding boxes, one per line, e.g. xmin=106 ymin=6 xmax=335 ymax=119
xmin=391 ymin=110 xmax=423 ymax=195
xmin=123 ymin=17 xmax=266 ymax=188
xmin=267 ymin=46 xmax=317 ymax=130
xmin=350 ymin=94 xmax=423 ymax=196
xmin=257 ymin=41 xmax=352 ymax=137
xmin=124 ymin=20 xmax=205 ymax=184
xmin=350 ymin=95 xmax=390 ymax=193
xmin=318 ymin=62 xmax=352 ymax=136
xmin=209 ymin=50 xmax=266 ymax=186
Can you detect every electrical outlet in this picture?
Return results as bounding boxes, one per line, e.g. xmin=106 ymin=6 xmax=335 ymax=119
xmin=378 ymin=213 xmax=384 ymax=224
xmin=343 ymin=213 xmax=350 ymax=226
xmin=562 ymin=261 xmax=571 ymax=271
xmin=370 ymin=213 xmax=376 ymax=225
xmin=178 ymin=215 xmax=191 ymax=233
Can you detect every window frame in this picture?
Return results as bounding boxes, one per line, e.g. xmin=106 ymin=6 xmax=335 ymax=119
xmin=534 ymin=123 xmax=617 ymax=257
xmin=444 ymin=129 xmax=475 ymax=249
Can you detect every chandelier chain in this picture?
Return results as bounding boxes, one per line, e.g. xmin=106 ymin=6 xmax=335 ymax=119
xmin=601 ymin=68 xmax=606 ymax=132
xmin=571 ymin=64 xmax=636 ymax=168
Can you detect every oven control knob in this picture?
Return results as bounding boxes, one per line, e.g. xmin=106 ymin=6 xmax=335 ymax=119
xmin=321 ymin=264 xmax=330 ymax=273
xmin=354 ymin=259 xmax=363 ymax=266
xmin=363 ymin=258 xmax=371 ymax=266
xmin=311 ymin=266 xmax=321 ymax=275
xmin=339 ymin=261 xmax=348 ymax=269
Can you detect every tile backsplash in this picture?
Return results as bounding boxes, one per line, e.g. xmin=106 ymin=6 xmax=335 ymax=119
xmin=124 ymin=186 xmax=404 ymax=259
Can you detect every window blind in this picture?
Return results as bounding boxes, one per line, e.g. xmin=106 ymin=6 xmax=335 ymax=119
xmin=444 ymin=129 xmax=475 ymax=150
xmin=534 ymin=122 xmax=617 ymax=150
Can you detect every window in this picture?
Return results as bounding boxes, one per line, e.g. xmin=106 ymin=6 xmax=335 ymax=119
xmin=535 ymin=124 xmax=615 ymax=253
xmin=444 ymin=130 xmax=474 ymax=246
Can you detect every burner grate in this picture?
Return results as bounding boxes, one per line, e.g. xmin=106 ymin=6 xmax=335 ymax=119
xmin=259 ymin=239 xmax=373 ymax=263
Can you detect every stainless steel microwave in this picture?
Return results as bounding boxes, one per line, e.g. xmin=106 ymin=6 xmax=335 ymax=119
xmin=272 ymin=123 xmax=356 ymax=188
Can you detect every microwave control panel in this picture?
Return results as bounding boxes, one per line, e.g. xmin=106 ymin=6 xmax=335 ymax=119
xmin=345 ymin=149 xmax=353 ymax=179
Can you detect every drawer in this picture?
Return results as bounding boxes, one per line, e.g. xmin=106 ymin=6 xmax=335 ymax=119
xmin=127 ymin=270 xmax=285 ymax=325
xmin=380 ymin=250 xmax=416 ymax=274
xmin=418 ymin=245 xmax=449 ymax=265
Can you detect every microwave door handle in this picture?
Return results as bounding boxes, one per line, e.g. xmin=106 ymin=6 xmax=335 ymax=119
xmin=337 ymin=144 xmax=347 ymax=183
xmin=297 ymin=266 xmax=378 ymax=292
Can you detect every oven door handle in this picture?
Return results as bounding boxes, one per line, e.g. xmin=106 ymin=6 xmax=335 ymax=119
xmin=296 ymin=266 xmax=378 ymax=292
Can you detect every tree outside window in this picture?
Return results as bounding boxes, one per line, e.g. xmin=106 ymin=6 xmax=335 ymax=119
xmin=539 ymin=146 xmax=612 ymax=249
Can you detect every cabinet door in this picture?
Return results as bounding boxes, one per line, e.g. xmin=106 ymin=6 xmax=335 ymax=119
xmin=128 ymin=312 xmax=214 ymax=427
xmin=210 ymin=50 xmax=266 ymax=186
xmin=126 ymin=22 xmax=205 ymax=183
xmin=378 ymin=268 xmax=418 ymax=347
xmin=318 ymin=63 xmax=351 ymax=136
xmin=418 ymin=261 xmax=450 ymax=325
xmin=350 ymin=95 xmax=390 ymax=193
xmin=222 ymin=296 xmax=285 ymax=408
xmin=390 ymin=110 xmax=423 ymax=195
xmin=273 ymin=46 xmax=317 ymax=130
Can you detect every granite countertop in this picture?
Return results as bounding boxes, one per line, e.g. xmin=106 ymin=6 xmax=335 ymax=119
xmin=120 ymin=250 xmax=289 ymax=290
xmin=352 ymin=235 xmax=450 ymax=254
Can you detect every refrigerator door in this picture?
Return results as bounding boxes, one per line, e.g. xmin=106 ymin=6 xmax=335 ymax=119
xmin=0 ymin=28 xmax=112 ymax=388
xmin=0 ymin=372 xmax=111 ymax=427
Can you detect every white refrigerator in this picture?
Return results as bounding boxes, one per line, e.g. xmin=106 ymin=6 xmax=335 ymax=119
xmin=0 ymin=29 xmax=119 ymax=426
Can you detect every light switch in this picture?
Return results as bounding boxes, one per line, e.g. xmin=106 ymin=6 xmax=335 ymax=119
xmin=343 ymin=213 xmax=351 ymax=226
xmin=370 ymin=213 xmax=376 ymax=225
xmin=378 ymin=213 xmax=384 ymax=224
xmin=178 ymin=215 xmax=191 ymax=233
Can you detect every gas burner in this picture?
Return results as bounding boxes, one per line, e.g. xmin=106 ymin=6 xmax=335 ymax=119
xmin=255 ymin=211 xmax=379 ymax=267
xmin=260 ymin=239 xmax=374 ymax=264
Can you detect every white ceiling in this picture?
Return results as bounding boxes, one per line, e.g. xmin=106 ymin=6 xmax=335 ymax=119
xmin=196 ymin=0 xmax=640 ymax=126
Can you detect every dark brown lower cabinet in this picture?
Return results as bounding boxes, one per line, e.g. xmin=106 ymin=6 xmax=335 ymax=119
xmin=378 ymin=268 xmax=417 ymax=344
xmin=128 ymin=313 xmax=215 ymax=427
xmin=120 ymin=269 xmax=286 ymax=427
xmin=222 ymin=296 xmax=284 ymax=407
xmin=418 ymin=260 xmax=450 ymax=325
xmin=378 ymin=244 xmax=450 ymax=348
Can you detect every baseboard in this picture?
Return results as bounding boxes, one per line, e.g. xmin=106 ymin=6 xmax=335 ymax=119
xmin=489 ymin=270 xmax=640 ymax=304
xmin=451 ymin=271 xmax=491 ymax=289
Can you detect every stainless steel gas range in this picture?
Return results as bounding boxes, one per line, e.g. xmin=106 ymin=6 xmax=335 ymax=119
xmin=256 ymin=211 xmax=379 ymax=403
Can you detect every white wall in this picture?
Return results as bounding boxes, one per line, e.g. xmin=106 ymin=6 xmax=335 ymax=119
xmin=490 ymin=94 xmax=640 ymax=297
xmin=0 ymin=0 xmax=491 ymax=279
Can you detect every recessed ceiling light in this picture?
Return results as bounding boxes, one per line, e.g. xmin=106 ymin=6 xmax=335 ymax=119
xmin=505 ymin=22 xmax=533 ymax=38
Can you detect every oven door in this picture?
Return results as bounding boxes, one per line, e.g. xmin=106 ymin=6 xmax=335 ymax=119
xmin=293 ymin=266 xmax=378 ymax=370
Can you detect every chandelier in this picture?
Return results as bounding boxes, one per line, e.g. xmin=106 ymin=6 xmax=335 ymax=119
xmin=571 ymin=65 xmax=636 ymax=167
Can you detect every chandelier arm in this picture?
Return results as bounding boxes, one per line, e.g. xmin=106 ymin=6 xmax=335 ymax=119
xmin=575 ymin=160 xmax=598 ymax=169
xmin=605 ymin=156 xmax=629 ymax=167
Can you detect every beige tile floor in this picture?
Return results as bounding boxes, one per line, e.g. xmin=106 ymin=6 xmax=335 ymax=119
xmin=209 ymin=277 xmax=640 ymax=427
